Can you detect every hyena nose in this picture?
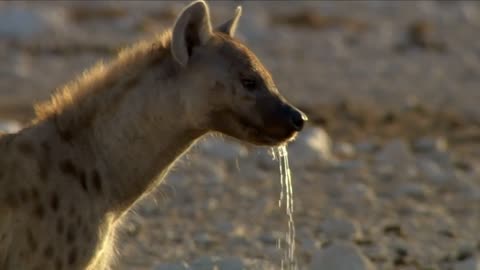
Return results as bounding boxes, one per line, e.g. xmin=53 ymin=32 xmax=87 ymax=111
xmin=290 ymin=108 xmax=308 ymax=131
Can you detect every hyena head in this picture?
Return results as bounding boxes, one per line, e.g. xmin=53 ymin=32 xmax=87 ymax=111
xmin=171 ymin=0 xmax=307 ymax=146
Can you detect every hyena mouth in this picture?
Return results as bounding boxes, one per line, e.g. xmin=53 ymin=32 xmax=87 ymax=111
xmin=234 ymin=113 xmax=297 ymax=145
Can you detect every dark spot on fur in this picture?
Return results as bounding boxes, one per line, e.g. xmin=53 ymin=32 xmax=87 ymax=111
xmin=55 ymin=258 xmax=62 ymax=270
xmin=67 ymin=247 xmax=77 ymax=265
xmin=59 ymin=159 xmax=89 ymax=191
xmin=102 ymin=78 xmax=116 ymax=90
xmin=17 ymin=141 xmax=34 ymax=156
xmin=66 ymin=224 xmax=76 ymax=244
xmin=51 ymin=192 xmax=59 ymax=212
xmin=59 ymin=129 xmax=74 ymax=143
xmin=82 ymin=225 xmax=93 ymax=243
xmin=56 ymin=217 xmax=64 ymax=234
xmin=5 ymin=192 xmax=18 ymax=207
xmin=39 ymin=141 xmax=51 ymax=181
xmin=19 ymin=188 xmax=29 ymax=202
xmin=124 ymin=76 xmax=140 ymax=90
xmin=59 ymin=159 xmax=76 ymax=177
xmin=92 ymin=170 xmax=102 ymax=193
xmin=69 ymin=205 xmax=76 ymax=216
xmin=27 ymin=229 xmax=38 ymax=252
xmin=33 ymin=204 xmax=45 ymax=219
xmin=30 ymin=188 xmax=40 ymax=202
xmin=76 ymin=215 xmax=82 ymax=226
xmin=44 ymin=245 xmax=54 ymax=258
xmin=79 ymin=170 xmax=88 ymax=191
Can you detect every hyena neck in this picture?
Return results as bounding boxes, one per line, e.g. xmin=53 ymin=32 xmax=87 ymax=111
xmin=92 ymin=84 xmax=205 ymax=213
xmin=36 ymin=34 xmax=206 ymax=213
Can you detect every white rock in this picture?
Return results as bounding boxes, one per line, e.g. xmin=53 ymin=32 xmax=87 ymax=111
xmin=310 ymin=242 xmax=376 ymax=270
xmin=0 ymin=120 xmax=21 ymax=133
xmin=287 ymin=127 xmax=333 ymax=168
xmin=375 ymin=139 xmax=416 ymax=179
xmin=319 ymin=218 xmax=361 ymax=240
xmin=333 ymin=142 xmax=356 ymax=158
xmin=454 ymin=257 xmax=480 ymax=270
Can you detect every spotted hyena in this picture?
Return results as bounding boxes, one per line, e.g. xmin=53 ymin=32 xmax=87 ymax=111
xmin=0 ymin=1 xmax=307 ymax=269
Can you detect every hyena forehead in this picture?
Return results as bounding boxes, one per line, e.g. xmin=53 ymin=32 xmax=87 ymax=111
xmin=213 ymin=33 xmax=275 ymax=84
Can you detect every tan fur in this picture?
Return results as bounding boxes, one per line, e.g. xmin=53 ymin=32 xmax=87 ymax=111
xmin=0 ymin=1 xmax=305 ymax=269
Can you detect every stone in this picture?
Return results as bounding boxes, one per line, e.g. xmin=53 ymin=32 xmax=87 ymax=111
xmin=190 ymin=256 xmax=245 ymax=270
xmin=395 ymin=183 xmax=431 ymax=200
xmin=0 ymin=120 xmax=22 ymax=133
xmin=310 ymin=242 xmax=376 ymax=270
xmin=193 ymin=233 xmax=217 ymax=248
xmin=344 ymin=183 xmax=377 ymax=204
xmin=375 ymin=139 xmax=416 ymax=180
xmin=319 ymin=218 xmax=361 ymax=240
xmin=355 ymin=141 xmax=379 ymax=154
xmin=333 ymin=142 xmax=356 ymax=158
xmin=454 ymin=257 xmax=480 ymax=270
xmin=216 ymin=257 xmax=245 ymax=270
xmin=416 ymin=158 xmax=451 ymax=184
xmin=190 ymin=256 xmax=217 ymax=270
xmin=287 ymin=126 xmax=333 ymax=168
xmin=258 ymin=231 xmax=283 ymax=245
xmin=375 ymin=139 xmax=413 ymax=166
xmin=413 ymin=137 xmax=448 ymax=153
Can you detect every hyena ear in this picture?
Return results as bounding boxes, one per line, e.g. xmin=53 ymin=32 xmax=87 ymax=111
xmin=216 ymin=6 xmax=242 ymax=37
xmin=171 ymin=0 xmax=213 ymax=67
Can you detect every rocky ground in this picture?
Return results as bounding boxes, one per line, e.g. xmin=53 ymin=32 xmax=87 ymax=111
xmin=1 ymin=1 xmax=480 ymax=270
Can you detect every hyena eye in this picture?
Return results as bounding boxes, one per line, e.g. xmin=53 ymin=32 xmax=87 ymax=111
xmin=241 ymin=79 xmax=257 ymax=91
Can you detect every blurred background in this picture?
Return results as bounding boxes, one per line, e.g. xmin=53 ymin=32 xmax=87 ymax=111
xmin=1 ymin=1 xmax=479 ymax=269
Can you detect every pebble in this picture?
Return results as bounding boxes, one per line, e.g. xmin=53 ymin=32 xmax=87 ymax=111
xmin=319 ymin=218 xmax=361 ymax=240
xmin=310 ymin=242 xmax=376 ymax=270
xmin=375 ymin=139 xmax=413 ymax=167
xmin=375 ymin=139 xmax=417 ymax=180
xmin=190 ymin=256 xmax=245 ymax=270
xmin=395 ymin=183 xmax=431 ymax=200
xmin=333 ymin=141 xmax=356 ymax=158
xmin=454 ymin=257 xmax=480 ymax=270
xmin=413 ymin=137 xmax=448 ymax=153
xmin=416 ymin=158 xmax=451 ymax=184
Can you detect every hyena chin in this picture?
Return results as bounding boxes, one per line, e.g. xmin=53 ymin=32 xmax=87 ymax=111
xmin=0 ymin=1 xmax=307 ymax=269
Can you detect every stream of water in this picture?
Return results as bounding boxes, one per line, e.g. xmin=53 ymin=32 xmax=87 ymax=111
xmin=272 ymin=145 xmax=297 ymax=270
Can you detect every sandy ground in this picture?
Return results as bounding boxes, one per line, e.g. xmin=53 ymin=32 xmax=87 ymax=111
xmin=0 ymin=1 xmax=479 ymax=269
